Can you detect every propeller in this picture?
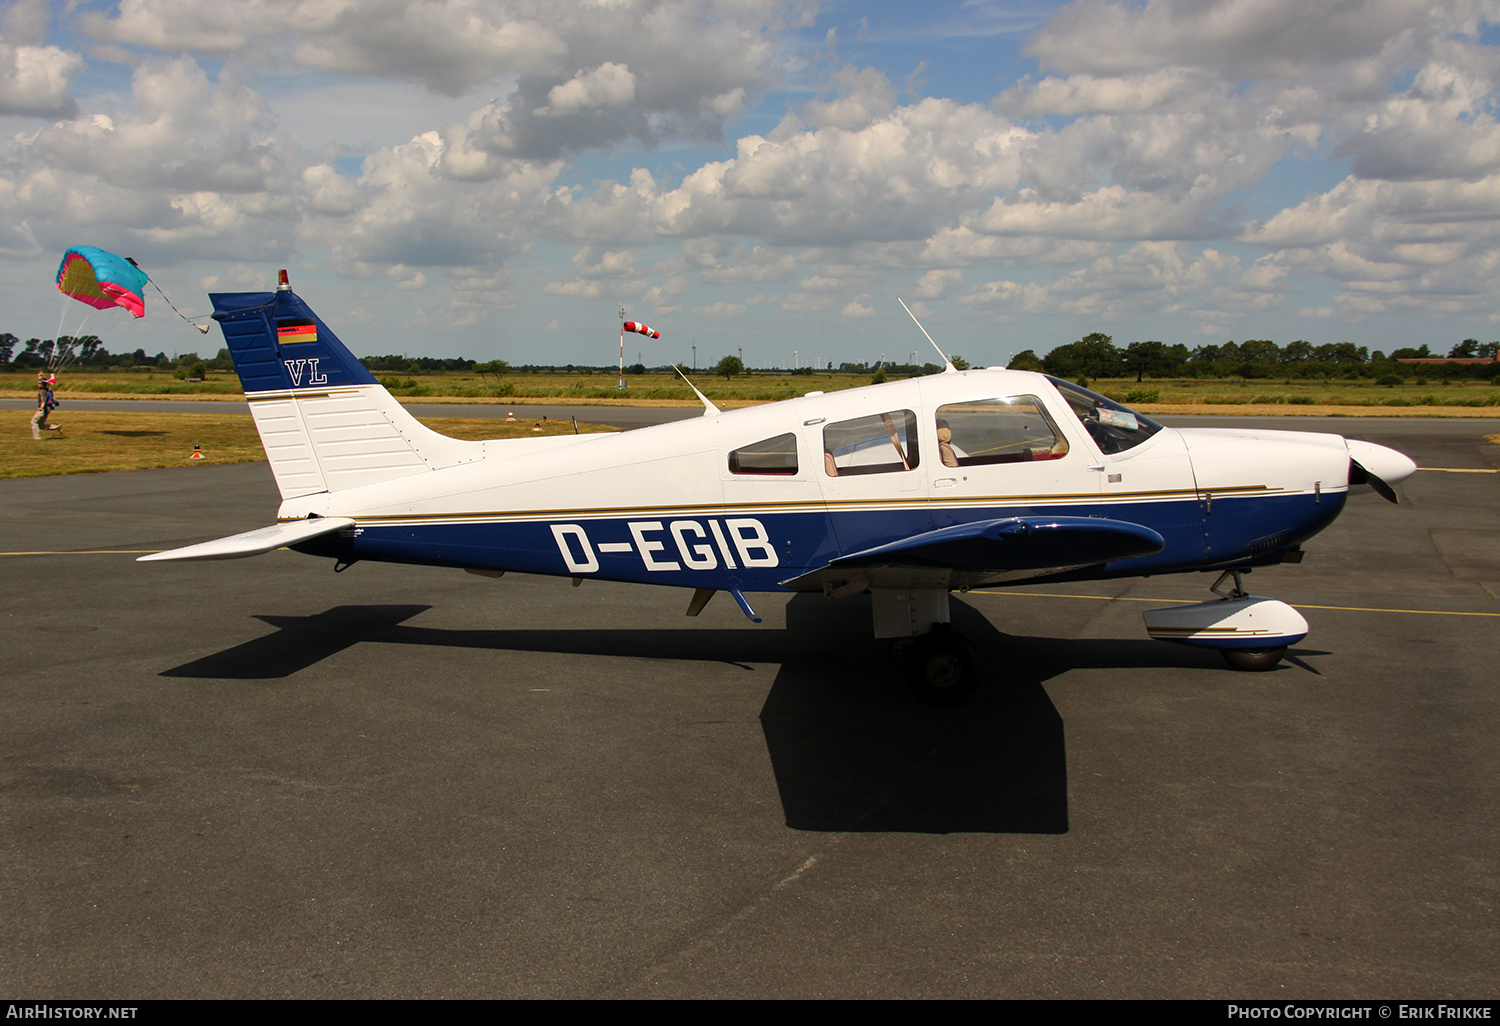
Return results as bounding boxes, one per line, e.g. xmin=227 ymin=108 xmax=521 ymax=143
xmin=1346 ymin=439 xmax=1416 ymax=504
xmin=1349 ymin=458 xmax=1399 ymax=503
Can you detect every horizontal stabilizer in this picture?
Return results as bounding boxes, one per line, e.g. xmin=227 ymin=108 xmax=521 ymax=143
xmin=138 ymin=517 xmax=355 ymax=562
xmin=782 ymin=516 xmax=1164 ymax=590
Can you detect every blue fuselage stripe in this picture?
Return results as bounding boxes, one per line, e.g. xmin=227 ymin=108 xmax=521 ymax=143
xmin=295 ymin=491 xmax=1345 ymax=591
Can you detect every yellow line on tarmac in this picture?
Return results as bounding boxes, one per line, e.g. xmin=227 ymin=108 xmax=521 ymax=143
xmin=972 ymin=590 xmax=1500 ymax=618
xmin=1288 ymin=603 xmax=1500 ymax=617
xmin=1418 ymin=467 xmax=1499 ymax=473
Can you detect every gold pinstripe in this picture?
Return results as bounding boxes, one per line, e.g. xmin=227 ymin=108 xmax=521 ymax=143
xmin=279 ymin=484 xmax=1291 ymax=529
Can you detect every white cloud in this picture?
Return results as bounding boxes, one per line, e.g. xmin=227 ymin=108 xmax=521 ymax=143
xmin=841 ymin=295 xmax=876 ymax=318
xmin=800 ymin=65 xmax=897 ymax=130
xmin=1240 ymin=173 xmax=1500 ymax=316
xmin=2 ymin=0 xmax=1498 ymax=358
xmin=557 ymin=97 xmax=1034 ymax=246
xmin=537 ymin=63 xmax=636 ymax=116
xmin=0 ymin=58 xmax=301 ymax=262
xmin=0 ymin=41 xmax=81 ymax=117
xmin=960 ymin=242 xmax=1278 ymax=331
xmin=1026 ymin=0 xmax=1480 ymax=80
xmin=997 ymin=69 xmax=1206 ymax=116
xmin=1337 ymin=59 xmax=1500 ymax=181
xmin=914 ymin=268 xmax=962 ymax=298
xmin=696 ymin=300 xmax=747 ymax=316
xmin=81 ymin=1 xmax=799 ymax=159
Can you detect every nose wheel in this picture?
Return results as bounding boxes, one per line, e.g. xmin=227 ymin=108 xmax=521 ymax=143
xmin=1221 ymin=646 xmax=1287 ymax=671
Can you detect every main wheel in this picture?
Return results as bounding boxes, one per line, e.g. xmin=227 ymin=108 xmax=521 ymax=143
xmin=904 ymin=630 xmax=980 ymax=705
xmin=1221 ymin=646 xmax=1287 ymax=672
xmin=886 ymin=636 xmax=919 ymax=671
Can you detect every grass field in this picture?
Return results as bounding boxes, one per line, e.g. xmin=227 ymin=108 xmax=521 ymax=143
xmin=0 ymin=410 xmax=614 ymax=480
xmin=5 ymin=368 xmax=1497 ymax=409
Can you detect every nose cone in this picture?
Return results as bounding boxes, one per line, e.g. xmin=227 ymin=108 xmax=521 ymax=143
xmin=1346 ymin=439 xmax=1417 ymax=500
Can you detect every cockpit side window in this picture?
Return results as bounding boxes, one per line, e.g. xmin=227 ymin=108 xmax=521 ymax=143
xmin=822 ymin=410 xmax=919 ymax=476
xmin=935 ymin=397 xmax=1069 ymax=467
xmin=1047 ymin=376 xmax=1163 ymax=455
xmin=728 ymin=432 xmax=799 ymax=475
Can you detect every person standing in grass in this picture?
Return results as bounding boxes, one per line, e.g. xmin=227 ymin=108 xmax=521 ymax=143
xmin=31 ymin=371 xmax=59 ymax=439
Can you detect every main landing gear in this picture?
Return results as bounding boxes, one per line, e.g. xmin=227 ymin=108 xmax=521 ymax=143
xmin=888 ymin=626 xmax=981 ymax=705
xmin=872 ymin=588 xmax=981 ymax=705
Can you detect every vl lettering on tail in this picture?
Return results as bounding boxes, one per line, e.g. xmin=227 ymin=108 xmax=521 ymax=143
xmin=284 ymin=357 xmax=327 ymax=387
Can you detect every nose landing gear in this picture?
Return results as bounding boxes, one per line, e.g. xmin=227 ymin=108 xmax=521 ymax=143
xmin=1143 ymin=570 xmax=1307 ymax=672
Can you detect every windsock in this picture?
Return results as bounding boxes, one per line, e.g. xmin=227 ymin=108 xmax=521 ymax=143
xmin=623 ymin=321 xmax=660 ymax=339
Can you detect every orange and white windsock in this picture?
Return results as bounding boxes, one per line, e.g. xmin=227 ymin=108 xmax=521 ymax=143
xmin=623 ymin=321 xmax=660 ymax=339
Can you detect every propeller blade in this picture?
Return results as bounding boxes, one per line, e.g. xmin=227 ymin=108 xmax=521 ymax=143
xmin=1350 ymin=458 xmax=1399 ymax=503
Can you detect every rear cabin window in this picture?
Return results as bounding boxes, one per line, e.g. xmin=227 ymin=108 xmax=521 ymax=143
xmin=823 ymin=410 xmax=920 ymax=476
xmin=729 ymin=433 xmax=799 ymax=475
xmin=935 ymin=397 xmax=1069 ymax=467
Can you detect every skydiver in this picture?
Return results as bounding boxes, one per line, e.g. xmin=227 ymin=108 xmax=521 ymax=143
xmin=31 ymin=372 xmax=60 ymax=439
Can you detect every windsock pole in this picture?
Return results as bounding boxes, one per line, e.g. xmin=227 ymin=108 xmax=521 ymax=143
xmin=617 ymin=305 xmax=626 ymax=390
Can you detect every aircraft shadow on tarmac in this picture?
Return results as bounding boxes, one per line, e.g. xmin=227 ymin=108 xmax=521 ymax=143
xmin=160 ymin=595 xmax=1314 ymax=835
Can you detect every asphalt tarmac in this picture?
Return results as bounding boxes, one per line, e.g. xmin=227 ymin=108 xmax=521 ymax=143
xmin=1 ymin=417 xmax=1496 ymax=998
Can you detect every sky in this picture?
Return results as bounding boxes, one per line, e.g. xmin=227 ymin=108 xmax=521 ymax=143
xmin=3 ymin=0 xmax=1500 ymax=370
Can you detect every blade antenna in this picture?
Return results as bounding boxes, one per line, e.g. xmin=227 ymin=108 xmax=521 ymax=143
xmin=898 ymin=298 xmax=955 ymax=373
xmin=672 ymin=364 xmax=721 ymax=416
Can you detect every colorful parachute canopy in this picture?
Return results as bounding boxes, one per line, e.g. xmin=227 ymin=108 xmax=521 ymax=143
xmin=623 ymin=321 xmax=660 ymax=339
xmin=56 ymin=246 xmax=149 ymax=319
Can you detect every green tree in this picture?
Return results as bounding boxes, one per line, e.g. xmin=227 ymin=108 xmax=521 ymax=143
xmin=1007 ymin=349 xmax=1043 ymax=372
xmin=77 ymin=335 xmax=105 ymax=363
xmin=714 ymin=354 xmax=744 ymax=379
xmin=1043 ymin=332 xmax=1121 ymax=379
xmin=1124 ymin=340 xmax=1176 ymax=382
xmin=1282 ymin=340 xmax=1314 ymax=364
xmin=1240 ymin=339 xmax=1281 ymax=365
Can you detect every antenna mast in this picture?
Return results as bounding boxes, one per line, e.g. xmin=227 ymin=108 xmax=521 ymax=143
xmin=898 ymin=298 xmax=956 ymax=373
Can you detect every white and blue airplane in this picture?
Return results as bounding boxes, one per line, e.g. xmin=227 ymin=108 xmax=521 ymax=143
xmin=142 ymin=273 xmax=1417 ymax=703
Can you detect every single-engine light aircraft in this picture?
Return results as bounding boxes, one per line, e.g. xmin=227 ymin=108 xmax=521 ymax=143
xmin=142 ymin=274 xmax=1416 ymax=703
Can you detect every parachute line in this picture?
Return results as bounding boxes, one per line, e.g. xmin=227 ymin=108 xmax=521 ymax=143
xmin=142 ymin=273 xmax=211 ymax=334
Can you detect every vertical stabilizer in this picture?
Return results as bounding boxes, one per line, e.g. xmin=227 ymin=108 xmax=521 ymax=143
xmin=213 ymin=288 xmax=483 ymax=499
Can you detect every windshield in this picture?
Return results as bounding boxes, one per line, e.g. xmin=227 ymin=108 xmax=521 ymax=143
xmin=1047 ymin=376 xmax=1163 ymax=455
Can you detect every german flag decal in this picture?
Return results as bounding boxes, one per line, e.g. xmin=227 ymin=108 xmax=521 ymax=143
xmin=277 ymin=320 xmax=317 ymax=344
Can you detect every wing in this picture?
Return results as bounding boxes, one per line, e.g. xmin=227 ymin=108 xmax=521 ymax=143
xmin=138 ymin=517 xmax=356 ymax=562
xmin=781 ymin=516 xmax=1165 ymax=594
